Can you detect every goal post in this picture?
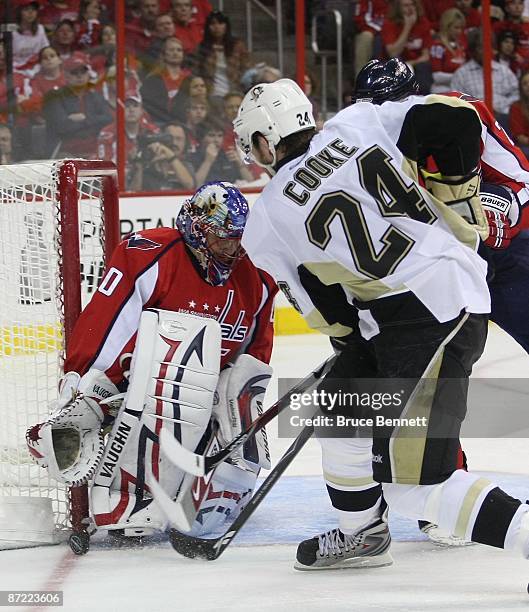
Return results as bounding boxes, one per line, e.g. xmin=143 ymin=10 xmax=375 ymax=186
xmin=0 ymin=159 xmax=120 ymax=550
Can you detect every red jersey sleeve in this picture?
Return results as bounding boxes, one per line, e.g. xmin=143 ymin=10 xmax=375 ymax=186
xmin=509 ymin=101 xmax=529 ymax=141
xmin=240 ymin=268 xmax=277 ymax=365
xmin=440 ymin=92 xmax=529 ymax=234
xmin=64 ymin=230 xmax=181 ymax=382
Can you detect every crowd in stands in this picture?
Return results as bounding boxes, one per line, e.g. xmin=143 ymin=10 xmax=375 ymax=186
xmin=4 ymin=0 xmax=529 ymax=189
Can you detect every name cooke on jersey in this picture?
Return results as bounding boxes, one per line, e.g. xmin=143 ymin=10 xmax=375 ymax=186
xmin=283 ymin=138 xmax=358 ymax=206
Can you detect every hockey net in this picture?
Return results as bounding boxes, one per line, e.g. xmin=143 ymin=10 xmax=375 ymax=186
xmin=0 ymin=160 xmax=119 ymax=549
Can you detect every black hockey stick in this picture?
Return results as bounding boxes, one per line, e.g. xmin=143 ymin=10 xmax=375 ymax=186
xmin=160 ymin=354 xmax=337 ymax=477
xmin=168 ymin=421 xmax=315 ymax=560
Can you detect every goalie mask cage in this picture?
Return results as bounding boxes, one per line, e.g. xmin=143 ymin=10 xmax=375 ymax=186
xmin=0 ymin=160 xmax=119 ymax=550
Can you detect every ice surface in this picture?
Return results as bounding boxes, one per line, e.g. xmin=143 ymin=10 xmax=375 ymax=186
xmin=1 ymin=323 xmax=529 ymax=612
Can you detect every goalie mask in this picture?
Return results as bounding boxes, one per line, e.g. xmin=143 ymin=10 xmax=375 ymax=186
xmin=176 ymin=181 xmax=249 ymax=286
xmin=233 ymin=78 xmax=316 ymax=174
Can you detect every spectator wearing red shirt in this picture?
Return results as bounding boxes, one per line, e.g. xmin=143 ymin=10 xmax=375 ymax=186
xmin=51 ymin=19 xmax=78 ymax=61
xmin=382 ymin=0 xmax=433 ymax=93
xmin=353 ymin=0 xmax=387 ymax=77
xmin=191 ymin=0 xmax=212 ymax=28
xmin=140 ymin=36 xmax=191 ymax=124
xmin=171 ymin=0 xmax=204 ymax=55
xmin=496 ymin=29 xmax=524 ymax=77
xmin=125 ymin=0 xmax=160 ymax=58
xmin=456 ymin=0 xmax=482 ymax=31
xmin=40 ymin=0 xmax=80 ymax=32
xmin=422 ymin=0 xmax=455 ymax=30
xmin=430 ymin=8 xmax=467 ymax=93
xmin=26 ymin=46 xmax=66 ymax=119
xmin=509 ymin=69 xmax=529 ymax=155
xmin=494 ymin=0 xmax=529 ymax=67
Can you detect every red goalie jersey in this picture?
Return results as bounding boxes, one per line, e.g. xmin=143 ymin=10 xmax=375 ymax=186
xmin=65 ymin=228 xmax=278 ymax=382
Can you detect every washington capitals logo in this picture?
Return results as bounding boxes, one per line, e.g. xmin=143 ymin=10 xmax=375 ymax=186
xmin=126 ymin=233 xmax=162 ymax=251
xmin=250 ymin=86 xmax=264 ymax=101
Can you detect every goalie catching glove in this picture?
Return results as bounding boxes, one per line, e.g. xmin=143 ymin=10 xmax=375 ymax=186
xmin=26 ymin=370 xmax=123 ymax=486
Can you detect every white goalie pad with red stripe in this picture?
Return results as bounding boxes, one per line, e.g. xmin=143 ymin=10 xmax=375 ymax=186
xmin=90 ymin=309 xmax=221 ymax=532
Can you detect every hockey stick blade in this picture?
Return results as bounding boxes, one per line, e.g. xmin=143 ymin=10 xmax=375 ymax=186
xmin=160 ymin=354 xmax=337 ymax=477
xmin=169 ymin=422 xmax=315 ymax=560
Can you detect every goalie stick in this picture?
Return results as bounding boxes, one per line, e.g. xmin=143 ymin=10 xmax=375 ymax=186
xmin=164 ymin=421 xmax=315 ymax=560
xmin=159 ymin=353 xmax=338 ymax=477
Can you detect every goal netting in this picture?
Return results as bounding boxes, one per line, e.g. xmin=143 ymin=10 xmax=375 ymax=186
xmin=0 ymin=160 xmax=119 ymax=549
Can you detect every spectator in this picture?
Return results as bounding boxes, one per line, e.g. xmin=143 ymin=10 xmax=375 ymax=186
xmin=97 ymin=90 xmax=159 ymax=190
xmin=12 ymin=0 xmax=49 ymax=74
xmin=40 ymin=1 xmax=81 ymax=32
xmin=381 ymin=0 xmax=433 ymax=94
xmin=125 ymin=0 xmax=160 ymax=58
xmin=494 ymin=0 xmax=529 ymax=67
xmin=220 ymin=91 xmax=263 ymax=180
xmin=141 ymin=122 xmax=195 ymax=190
xmin=170 ymin=73 xmax=208 ymax=119
xmin=192 ymin=116 xmax=254 ymax=185
xmin=43 ymin=54 xmax=112 ymax=157
xmin=76 ymin=0 xmax=103 ymax=50
xmin=0 ymin=41 xmax=31 ymax=123
xmin=52 ymin=19 xmax=78 ymax=61
xmin=353 ymin=0 xmax=387 ymax=77
xmin=496 ymin=29 xmax=523 ymax=77
xmin=183 ymin=98 xmax=209 ymax=151
xmin=88 ymin=23 xmax=116 ymax=81
xmin=191 ymin=0 xmax=212 ymax=28
xmin=455 ymin=0 xmax=482 ymax=31
xmin=197 ymin=11 xmax=250 ymax=98
xmin=27 ymin=46 xmax=66 ymax=119
xmin=304 ymin=71 xmax=323 ymax=129
xmin=141 ymin=12 xmax=176 ymax=75
xmin=422 ymin=0 xmax=455 ymax=30
xmin=0 ymin=124 xmax=16 ymax=165
xmin=451 ymin=29 xmax=519 ymax=127
xmin=140 ymin=36 xmax=191 ymax=124
xmin=170 ymin=0 xmax=204 ymax=54
xmin=509 ymin=70 xmax=529 ymax=154
xmin=430 ymin=8 xmax=467 ymax=94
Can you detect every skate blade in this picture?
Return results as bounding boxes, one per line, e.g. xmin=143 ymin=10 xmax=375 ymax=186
xmin=294 ymin=551 xmax=393 ymax=571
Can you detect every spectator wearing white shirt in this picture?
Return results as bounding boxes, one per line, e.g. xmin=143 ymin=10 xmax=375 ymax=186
xmin=12 ymin=0 xmax=49 ymax=74
xmin=450 ymin=29 xmax=519 ymax=128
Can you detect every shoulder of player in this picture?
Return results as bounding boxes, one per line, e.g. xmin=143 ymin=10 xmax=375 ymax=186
xmin=118 ymin=227 xmax=185 ymax=258
xmin=231 ymin=255 xmax=276 ymax=298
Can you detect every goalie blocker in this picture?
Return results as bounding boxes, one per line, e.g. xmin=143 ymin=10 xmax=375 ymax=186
xmin=27 ymin=309 xmax=272 ymax=539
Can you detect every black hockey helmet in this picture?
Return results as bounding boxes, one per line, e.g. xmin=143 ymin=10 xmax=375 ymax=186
xmin=353 ymin=58 xmax=419 ymax=105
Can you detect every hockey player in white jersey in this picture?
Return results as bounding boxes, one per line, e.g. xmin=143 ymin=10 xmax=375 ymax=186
xmin=233 ymin=79 xmax=529 ymax=571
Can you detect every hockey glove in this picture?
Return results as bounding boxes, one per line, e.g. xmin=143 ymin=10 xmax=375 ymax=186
xmin=422 ymin=171 xmax=488 ymax=239
xmin=483 ymin=208 xmax=512 ymax=249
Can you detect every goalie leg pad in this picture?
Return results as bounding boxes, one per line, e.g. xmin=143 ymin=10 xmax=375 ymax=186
xmin=213 ymin=353 xmax=273 ymax=471
xmin=185 ymin=461 xmax=258 ymax=537
xmin=91 ymin=309 xmax=221 ymax=530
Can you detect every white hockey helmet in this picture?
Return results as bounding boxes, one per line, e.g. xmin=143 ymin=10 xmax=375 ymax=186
xmin=233 ymin=78 xmax=316 ymax=173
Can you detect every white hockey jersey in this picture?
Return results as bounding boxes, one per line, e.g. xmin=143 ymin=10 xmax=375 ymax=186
xmin=242 ymin=95 xmax=490 ymax=338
